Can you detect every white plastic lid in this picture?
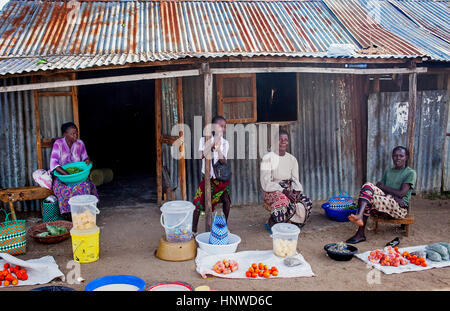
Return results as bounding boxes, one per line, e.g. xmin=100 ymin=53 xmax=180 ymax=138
xmin=271 ymin=223 xmax=300 ymax=236
xmin=68 ymin=194 xmax=99 ymax=205
xmin=160 ymin=200 xmax=195 ymax=213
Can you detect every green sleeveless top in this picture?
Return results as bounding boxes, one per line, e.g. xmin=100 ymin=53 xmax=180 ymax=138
xmin=381 ymin=167 xmax=417 ymax=205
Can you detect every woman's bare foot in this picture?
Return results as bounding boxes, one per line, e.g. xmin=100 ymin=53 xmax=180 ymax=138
xmin=348 ymin=214 xmax=364 ymax=227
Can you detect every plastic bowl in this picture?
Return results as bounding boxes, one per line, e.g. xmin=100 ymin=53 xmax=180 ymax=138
xmin=85 ymin=275 xmax=146 ymax=291
xmin=322 ymin=203 xmax=358 ymax=222
xmin=54 ymin=161 xmax=92 ymax=185
xmin=195 ymin=232 xmax=241 ymax=255
xmin=324 ymin=243 xmax=358 ymax=261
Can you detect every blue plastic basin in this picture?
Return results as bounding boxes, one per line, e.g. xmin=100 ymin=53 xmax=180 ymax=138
xmin=54 ymin=161 xmax=92 ymax=185
xmin=85 ymin=275 xmax=146 ymax=291
xmin=322 ymin=203 xmax=358 ymax=222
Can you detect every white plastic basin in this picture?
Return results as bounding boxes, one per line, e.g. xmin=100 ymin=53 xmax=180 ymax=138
xmin=195 ymin=232 xmax=241 ymax=255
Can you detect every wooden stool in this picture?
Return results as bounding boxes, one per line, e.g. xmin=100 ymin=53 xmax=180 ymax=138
xmin=372 ymin=213 xmax=415 ymax=237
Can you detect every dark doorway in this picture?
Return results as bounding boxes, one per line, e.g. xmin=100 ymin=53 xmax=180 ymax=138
xmin=77 ymin=67 xmax=157 ymax=206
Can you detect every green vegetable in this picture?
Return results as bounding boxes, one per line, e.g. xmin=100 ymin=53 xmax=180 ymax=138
xmin=46 ymin=225 xmax=68 ymax=235
xmin=425 ymin=249 xmax=442 ymax=262
xmin=437 ymin=242 xmax=450 ymax=256
xmin=65 ymin=167 xmax=83 ymax=175
xmin=36 ymin=232 xmax=50 ymax=237
xmin=426 ymin=243 xmax=449 ymax=260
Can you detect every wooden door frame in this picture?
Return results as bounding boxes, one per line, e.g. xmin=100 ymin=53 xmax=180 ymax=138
xmin=155 ymin=77 xmax=187 ymax=205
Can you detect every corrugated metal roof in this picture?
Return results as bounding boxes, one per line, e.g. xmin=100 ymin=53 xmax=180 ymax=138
xmin=0 ymin=0 xmax=448 ymax=76
xmin=325 ymin=0 xmax=450 ymax=61
xmin=388 ymin=0 xmax=450 ymax=43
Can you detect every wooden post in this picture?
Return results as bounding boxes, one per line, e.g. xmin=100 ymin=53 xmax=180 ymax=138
xmin=32 ymin=76 xmax=43 ymax=169
xmin=407 ymin=63 xmax=418 ymax=169
xmin=155 ymin=79 xmax=163 ymax=206
xmin=177 ymin=77 xmax=187 ymax=200
xmin=202 ymin=63 xmax=213 ymax=232
xmin=71 ymin=73 xmax=80 ymax=136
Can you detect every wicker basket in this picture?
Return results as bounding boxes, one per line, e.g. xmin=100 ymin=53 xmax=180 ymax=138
xmin=0 ymin=209 xmax=26 ymax=255
xmin=28 ymin=220 xmax=73 ymax=244
xmin=42 ymin=201 xmax=64 ymax=222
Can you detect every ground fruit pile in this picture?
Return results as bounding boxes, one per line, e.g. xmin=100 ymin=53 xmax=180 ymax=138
xmin=1 ymin=264 xmax=28 ymax=286
xmin=246 ymin=263 xmax=278 ymax=278
xmin=368 ymin=246 xmax=427 ymax=267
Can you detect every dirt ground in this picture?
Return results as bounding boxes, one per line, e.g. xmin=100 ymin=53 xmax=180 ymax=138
xmin=4 ymin=197 xmax=450 ymax=291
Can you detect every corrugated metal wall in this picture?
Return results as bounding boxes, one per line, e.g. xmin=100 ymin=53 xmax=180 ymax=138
xmin=0 ymin=77 xmax=39 ymax=211
xmin=0 ymin=76 xmax=74 ymax=211
xmin=182 ymin=73 xmax=365 ymax=203
xmin=444 ymin=100 xmax=450 ymax=191
xmin=367 ymin=90 xmax=449 ymax=193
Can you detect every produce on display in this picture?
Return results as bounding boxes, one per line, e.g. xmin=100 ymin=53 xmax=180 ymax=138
xmin=327 ymin=242 xmax=352 ymax=254
xmin=65 ymin=167 xmax=84 ymax=175
xmin=36 ymin=225 xmax=68 ymax=237
xmin=0 ymin=263 xmax=28 ymax=287
xmin=212 ymin=259 xmax=239 ymax=275
xmin=401 ymin=250 xmax=427 ymax=266
xmin=245 ymin=263 xmax=278 ymax=278
xmin=72 ymin=210 xmax=96 ymax=230
xmin=273 ymin=239 xmax=297 ymax=257
xmin=368 ymin=246 xmax=418 ymax=267
xmin=426 ymin=243 xmax=449 ymax=261
xmin=437 ymin=242 xmax=450 ymax=254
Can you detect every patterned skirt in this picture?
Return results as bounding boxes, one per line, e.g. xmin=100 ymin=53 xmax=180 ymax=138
xmin=193 ymin=177 xmax=231 ymax=212
xmin=52 ymin=177 xmax=99 ymax=214
xmin=359 ymin=182 xmax=407 ymax=219
xmin=263 ymin=190 xmax=313 ymax=225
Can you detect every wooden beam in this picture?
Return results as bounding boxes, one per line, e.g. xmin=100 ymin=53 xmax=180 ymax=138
xmin=177 ymin=77 xmax=187 ymax=201
xmin=407 ymin=66 xmax=418 ymax=169
xmin=160 ymin=134 xmax=179 ymax=145
xmin=36 ymin=91 xmax=73 ymax=96
xmin=202 ymin=63 xmax=213 ymax=232
xmin=210 ymin=67 xmax=427 ymax=75
xmin=0 ymin=69 xmax=201 ymax=93
xmin=155 ymin=79 xmax=163 ymax=206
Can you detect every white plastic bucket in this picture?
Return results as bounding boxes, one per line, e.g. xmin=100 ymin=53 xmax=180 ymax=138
xmin=160 ymin=201 xmax=195 ymax=243
xmin=68 ymin=195 xmax=100 ymax=230
xmin=271 ymin=223 xmax=300 ymax=257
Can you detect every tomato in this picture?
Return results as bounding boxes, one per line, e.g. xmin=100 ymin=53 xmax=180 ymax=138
xmin=248 ymin=267 xmax=254 ymax=273
xmin=251 ymin=273 xmax=257 ymax=278
xmin=421 ymin=262 xmax=427 ymax=267
xmin=246 ymin=271 xmax=251 ymax=278
xmin=11 ymin=279 xmax=18 ymax=286
xmin=3 ymin=280 xmax=10 ymax=286
xmin=271 ymin=266 xmax=277 ymax=272
xmin=263 ymin=271 xmax=271 ymax=278
xmin=258 ymin=271 xmax=264 ymax=277
xmin=251 ymin=263 xmax=257 ymax=269
xmin=22 ymin=274 xmax=28 ymax=281
xmin=272 ymin=270 xmax=278 ymax=277
xmin=263 ymin=265 xmax=269 ymax=271
xmin=3 ymin=263 xmax=9 ymax=269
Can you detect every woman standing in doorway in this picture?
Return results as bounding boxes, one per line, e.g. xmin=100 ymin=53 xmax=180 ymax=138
xmin=192 ymin=116 xmax=231 ymax=233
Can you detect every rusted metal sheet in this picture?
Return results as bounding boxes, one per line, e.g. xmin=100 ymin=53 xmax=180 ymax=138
xmin=0 ymin=0 xmax=444 ymax=76
xmin=0 ymin=76 xmax=40 ymax=211
xmin=367 ymin=90 xmax=449 ymax=193
xmin=388 ymin=0 xmax=450 ymax=43
xmin=444 ymin=102 xmax=450 ymax=191
xmin=324 ymin=0 xmax=449 ymax=61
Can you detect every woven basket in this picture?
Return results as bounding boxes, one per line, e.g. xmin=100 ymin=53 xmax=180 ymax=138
xmin=28 ymin=220 xmax=72 ymax=244
xmin=328 ymin=191 xmax=353 ymax=210
xmin=0 ymin=211 xmax=26 ymax=255
xmin=42 ymin=201 xmax=64 ymax=222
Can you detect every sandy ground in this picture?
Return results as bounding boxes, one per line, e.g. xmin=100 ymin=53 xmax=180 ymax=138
xmin=3 ymin=197 xmax=450 ymax=291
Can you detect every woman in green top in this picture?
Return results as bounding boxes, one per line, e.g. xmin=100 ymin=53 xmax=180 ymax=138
xmin=346 ymin=146 xmax=417 ymax=244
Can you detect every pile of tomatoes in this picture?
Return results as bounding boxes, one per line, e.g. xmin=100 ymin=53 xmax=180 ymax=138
xmin=402 ymin=251 xmax=427 ymax=267
xmin=212 ymin=259 xmax=239 ymax=275
xmin=245 ymin=263 xmax=278 ymax=278
xmin=1 ymin=263 xmax=28 ymax=287
xmin=368 ymin=246 xmax=427 ymax=267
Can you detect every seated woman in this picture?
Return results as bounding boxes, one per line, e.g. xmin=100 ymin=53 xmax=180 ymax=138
xmin=50 ymin=122 xmax=98 ymax=217
xmin=260 ymin=129 xmax=312 ymax=231
xmin=346 ymin=146 xmax=417 ymax=244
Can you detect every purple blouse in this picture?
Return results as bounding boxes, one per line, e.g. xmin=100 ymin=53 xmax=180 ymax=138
xmin=50 ymin=138 xmax=89 ymax=171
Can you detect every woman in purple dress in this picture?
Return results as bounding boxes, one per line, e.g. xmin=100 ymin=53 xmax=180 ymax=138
xmin=50 ymin=122 xmax=98 ymax=216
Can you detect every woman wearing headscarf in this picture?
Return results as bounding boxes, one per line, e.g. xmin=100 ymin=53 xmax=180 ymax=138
xmin=50 ymin=122 xmax=98 ymax=216
xmin=346 ymin=146 xmax=417 ymax=244
xmin=260 ymin=129 xmax=313 ymax=232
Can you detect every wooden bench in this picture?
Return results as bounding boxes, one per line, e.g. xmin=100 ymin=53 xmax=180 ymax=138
xmin=372 ymin=201 xmax=415 ymax=237
xmin=0 ymin=186 xmax=53 ymax=220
